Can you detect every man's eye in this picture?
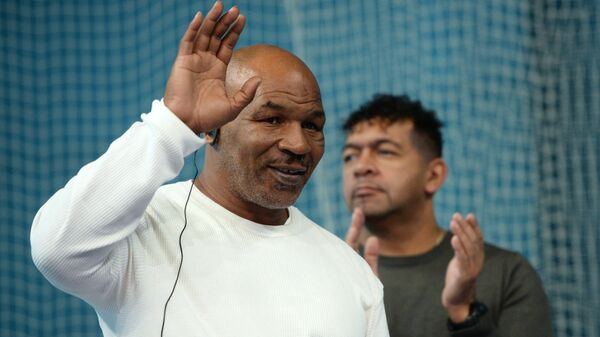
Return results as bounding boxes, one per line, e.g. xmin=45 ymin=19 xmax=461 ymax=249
xmin=302 ymin=122 xmax=321 ymax=131
xmin=343 ymin=154 xmax=356 ymax=163
xmin=264 ymin=117 xmax=281 ymax=125
xmin=378 ymin=150 xmax=396 ymax=156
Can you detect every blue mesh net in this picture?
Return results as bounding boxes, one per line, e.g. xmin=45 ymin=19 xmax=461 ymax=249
xmin=1 ymin=1 xmax=599 ymax=336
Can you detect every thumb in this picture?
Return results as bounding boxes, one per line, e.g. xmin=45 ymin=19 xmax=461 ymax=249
xmin=364 ymin=236 xmax=380 ymax=277
xmin=229 ymin=76 xmax=261 ymax=113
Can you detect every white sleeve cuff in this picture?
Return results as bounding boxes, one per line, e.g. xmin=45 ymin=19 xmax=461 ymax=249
xmin=141 ymin=99 xmax=206 ymax=157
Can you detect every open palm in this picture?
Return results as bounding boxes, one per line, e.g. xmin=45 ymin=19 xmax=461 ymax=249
xmin=164 ymin=3 xmax=261 ymax=134
xmin=442 ymin=213 xmax=484 ymax=308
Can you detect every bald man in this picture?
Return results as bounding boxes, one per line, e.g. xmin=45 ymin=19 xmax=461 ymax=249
xmin=31 ymin=3 xmax=388 ymax=337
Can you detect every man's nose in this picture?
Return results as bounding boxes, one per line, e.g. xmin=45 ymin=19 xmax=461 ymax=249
xmin=353 ymin=152 xmax=376 ymax=177
xmin=278 ymin=124 xmax=311 ymax=156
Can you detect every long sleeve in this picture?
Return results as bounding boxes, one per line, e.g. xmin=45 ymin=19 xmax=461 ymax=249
xmin=362 ymin=260 xmax=390 ymax=337
xmin=367 ymin=289 xmax=390 ymax=337
xmin=493 ymin=255 xmax=553 ymax=337
xmin=30 ymin=100 xmax=204 ymax=310
xmin=450 ymin=253 xmax=553 ymax=337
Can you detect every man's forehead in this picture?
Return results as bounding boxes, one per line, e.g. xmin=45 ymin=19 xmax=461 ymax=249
xmin=227 ymin=65 xmax=256 ymax=83
xmin=343 ymin=119 xmax=414 ymax=150
xmin=228 ymin=45 xmax=320 ymax=92
xmin=244 ymin=98 xmax=324 ymax=124
xmin=252 ymin=92 xmax=322 ymax=108
xmin=348 ymin=118 xmax=414 ymax=135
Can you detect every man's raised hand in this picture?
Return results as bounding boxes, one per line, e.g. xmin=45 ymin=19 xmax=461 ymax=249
xmin=164 ymin=1 xmax=261 ymax=134
xmin=442 ymin=213 xmax=485 ymax=322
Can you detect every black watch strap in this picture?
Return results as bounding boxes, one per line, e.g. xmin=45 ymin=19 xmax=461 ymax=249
xmin=446 ymin=301 xmax=489 ymax=332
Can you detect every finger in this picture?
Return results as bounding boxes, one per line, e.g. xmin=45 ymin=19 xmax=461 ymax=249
xmin=345 ymin=208 xmax=365 ymax=251
xmin=454 ymin=213 xmax=478 ymax=247
xmin=466 ymin=213 xmax=485 ymax=263
xmin=452 ymin=217 xmax=484 ymax=272
xmin=216 ymin=15 xmax=246 ymax=64
xmin=466 ymin=213 xmax=483 ymax=241
xmin=450 ymin=219 xmax=470 ymax=264
xmin=194 ymin=1 xmax=224 ymax=53
xmin=364 ymin=236 xmax=380 ymax=276
xmin=229 ymin=76 xmax=261 ymax=114
xmin=450 ymin=235 xmax=469 ymax=270
xmin=179 ymin=11 xmax=203 ymax=55
xmin=456 ymin=214 xmax=484 ymax=261
xmin=207 ymin=6 xmax=240 ymax=55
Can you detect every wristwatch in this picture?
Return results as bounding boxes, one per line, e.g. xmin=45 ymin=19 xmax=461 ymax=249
xmin=446 ymin=301 xmax=488 ymax=331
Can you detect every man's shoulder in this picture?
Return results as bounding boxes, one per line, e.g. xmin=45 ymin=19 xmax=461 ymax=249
xmin=156 ymin=180 xmax=191 ymax=196
xmin=150 ymin=180 xmax=193 ymax=206
xmin=291 ymin=208 xmax=348 ymax=244
xmin=290 ymin=209 xmax=384 ymax=305
xmin=484 ymin=241 xmax=520 ymax=258
xmin=141 ymin=180 xmax=195 ymax=226
xmin=290 ymin=208 xmax=367 ymax=258
xmin=478 ymin=241 xmax=550 ymax=319
xmin=481 ymin=241 xmax=542 ymax=284
xmin=483 ymin=241 xmax=529 ymax=265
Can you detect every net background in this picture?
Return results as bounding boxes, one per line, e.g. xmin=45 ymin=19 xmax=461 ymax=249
xmin=1 ymin=0 xmax=598 ymax=336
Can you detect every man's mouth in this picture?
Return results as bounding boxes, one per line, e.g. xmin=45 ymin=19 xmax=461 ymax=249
xmin=352 ymin=184 xmax=384 ymax=198
xmin=268 ymin=165 xmax=308 ymax=187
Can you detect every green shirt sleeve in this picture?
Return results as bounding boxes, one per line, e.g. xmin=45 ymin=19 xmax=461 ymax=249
xmin=449 ymin=252 xmax=553 ymax=337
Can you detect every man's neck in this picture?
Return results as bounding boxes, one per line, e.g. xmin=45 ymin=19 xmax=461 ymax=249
xmin=368 ymin=203 xmax=445 ymax=257
xmin=194 ymin=174 xmax=288 ymax=226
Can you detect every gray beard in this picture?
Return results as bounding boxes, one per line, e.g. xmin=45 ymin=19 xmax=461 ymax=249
xmin=220 ymin=154 xmax=295 ymax=210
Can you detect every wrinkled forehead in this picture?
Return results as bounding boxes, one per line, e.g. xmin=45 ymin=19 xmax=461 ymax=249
xmin=221 ymin=72 xmax=323 ymax=135
xmin=226 ymin=49 xmax=321 ymax=99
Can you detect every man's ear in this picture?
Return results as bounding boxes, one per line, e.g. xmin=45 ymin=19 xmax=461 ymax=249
xmin=424 ymin=158 xmax=447 ymax=195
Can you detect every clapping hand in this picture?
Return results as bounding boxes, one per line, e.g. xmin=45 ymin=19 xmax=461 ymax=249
xmin=442 ymin=213 xmax=485 ymax=322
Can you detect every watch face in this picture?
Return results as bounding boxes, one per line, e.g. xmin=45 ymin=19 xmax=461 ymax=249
xmin=446 ymin=301 xmax=488 ymax=332
xmin=471 ymin=301 xmax=489 ymax=316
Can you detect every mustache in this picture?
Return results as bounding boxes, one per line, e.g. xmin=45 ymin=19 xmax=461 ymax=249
xmin=268 ymin=153 xmax=310 ymax=167
xmin=351 ymin=182 xmax=385 ymax=198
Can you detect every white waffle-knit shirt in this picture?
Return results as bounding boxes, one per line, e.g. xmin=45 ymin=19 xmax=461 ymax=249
xmin=31 ymin=100 xmax=389 ymax=337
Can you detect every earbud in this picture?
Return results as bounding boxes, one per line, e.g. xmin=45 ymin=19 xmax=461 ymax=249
xmin=206 ymin=128 xmax=220 ymax=146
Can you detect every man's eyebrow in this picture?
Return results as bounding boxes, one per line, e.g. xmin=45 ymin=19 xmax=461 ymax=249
xmin=310 ymin=110 xmax=325 ymax=119
xmin=251 ymin=101 xmax=284 ymax=119
xmin=259 ymin=100 xmax=325 ymax=118
xmin=342 ymin=138 xmax=403 ymax=151
xmin=263 ymin=100 xmax=285 ymax=110
xmin=342 ymin=143 xmax=361 ymax=151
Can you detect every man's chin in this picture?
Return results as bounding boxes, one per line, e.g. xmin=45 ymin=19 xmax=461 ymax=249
xmin=251 ymin=186 xmax=301 ymax=210
xmin=275 ymin=181 xmax=304 ymax=192
xmin=353 ymin=198 xmax=381 ymax=211
xmin=273 ymin=186 xmax=302 ymax=205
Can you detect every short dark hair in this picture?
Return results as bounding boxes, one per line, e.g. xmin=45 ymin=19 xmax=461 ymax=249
xmin=343 ymin=94 xmax=443 ymax=158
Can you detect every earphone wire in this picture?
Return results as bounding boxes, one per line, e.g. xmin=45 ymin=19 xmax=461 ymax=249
xmin=160 ymin=150 xmax=199 ymax=336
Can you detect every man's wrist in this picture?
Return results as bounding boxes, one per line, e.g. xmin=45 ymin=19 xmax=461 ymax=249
xmin=446 ymin=303 xmax=471 ymax=323
xmin=162 ymin=97 xmax=202 ymax=134
xmin=446 ymin=301 xmax=488 ymax=332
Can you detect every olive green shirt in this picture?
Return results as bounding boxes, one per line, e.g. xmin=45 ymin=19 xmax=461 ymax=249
xmin=379 ymin=233 xmax=553 ymax=337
